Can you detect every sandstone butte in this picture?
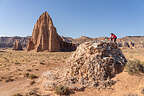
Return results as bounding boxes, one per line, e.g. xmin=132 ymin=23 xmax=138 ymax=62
xmin=13 ymin=40 xmax=23 ymax=50
xmin=27 ymin=11 xmax=76 ymax=52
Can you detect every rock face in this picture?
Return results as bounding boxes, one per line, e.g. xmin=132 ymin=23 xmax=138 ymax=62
xmin=27 ymin=12 xmax=71 ymax=52
xmin=13 ymin=40 xmax=23 ymax=50
xmin=0 ymin=36 xmax=28 ymax=48
xmin=39 ymin=41 xmax=127 ymax=90
xmin=60 ymin=42 xmax=77 ymax=52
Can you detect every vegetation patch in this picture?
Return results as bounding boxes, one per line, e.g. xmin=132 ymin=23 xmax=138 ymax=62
xmin=12 ymin=93 xmax=23 ymax=96
xmin=125 ymin=60 xmax=144 ymax=75
xmin=55 ymin=85 xmax=71 ymax=95
xmin=24 ymin=73 xmax=38 ymax=79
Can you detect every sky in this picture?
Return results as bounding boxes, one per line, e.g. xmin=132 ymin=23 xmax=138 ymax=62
xmin=0 ymin=0 xmax=144 ymax=38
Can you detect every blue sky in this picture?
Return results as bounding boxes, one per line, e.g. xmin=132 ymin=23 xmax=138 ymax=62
xmin=0 ymin=0 xmax=144 ymax=38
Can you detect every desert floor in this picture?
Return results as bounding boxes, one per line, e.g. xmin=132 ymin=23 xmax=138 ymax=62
xmin=0 ymin=48 xmax=144 ymax=96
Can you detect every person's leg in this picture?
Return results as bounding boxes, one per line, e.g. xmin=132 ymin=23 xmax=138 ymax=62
xmin=114 ymin=38 xmax=117 ymax=42
xmin=111 ymin=38 xmax=113 ymax=41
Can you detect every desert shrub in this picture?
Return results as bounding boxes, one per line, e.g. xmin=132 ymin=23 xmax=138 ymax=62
xmin=15 ymin=62 xmax=20 ymax=65
xmin=124 ymin=93 xmax=138 ymax=96
xmin=125 ymin=60 xmax=144 ymax=75
xmin=29 ymin=74 xmax=38 ymax=79
xmin=25 ymin=90 xmax=40 ymax=96
xmin=55 ymin=85 xmax=70 ymax=95
xmin=12 ymin=93 xmax=23 ymax=96
xmin=24 ymin=73 xmax=38 ymax=79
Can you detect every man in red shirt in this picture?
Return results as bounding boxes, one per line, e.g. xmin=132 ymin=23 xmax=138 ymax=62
xmin=110 ymin=33 xmax=117 ymax=42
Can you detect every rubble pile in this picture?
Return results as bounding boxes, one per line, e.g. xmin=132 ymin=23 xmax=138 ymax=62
xmin=40 ymin=41 xmax=127 ymax=91
xmin=66 ymin=41 xmax=127 ymax=88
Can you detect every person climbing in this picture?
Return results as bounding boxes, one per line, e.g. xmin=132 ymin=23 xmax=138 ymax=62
xmin=110 ymin=33 xmax=117 ymax=42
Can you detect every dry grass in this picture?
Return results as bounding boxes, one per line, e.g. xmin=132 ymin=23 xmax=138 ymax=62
xmin=125 ymin=60 xmax=144 ymax=75
xmin=122 ymin=48 xmax=144 ymax=62
xmin=0 ymin=49 xmax=72 ymax=86
xmin=0 ymin=48 xmax=144 ymax=96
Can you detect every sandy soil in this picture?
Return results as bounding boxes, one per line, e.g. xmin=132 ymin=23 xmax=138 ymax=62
xmin=0 ymin=48 xmax=144 ymax=96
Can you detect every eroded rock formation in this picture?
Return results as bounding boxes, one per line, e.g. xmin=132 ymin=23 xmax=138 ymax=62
xmin=27 ymin=12 xmax=62 ymax=52
xmin=13 ymin=40 xmax=23 ymax=50
xmin=27 ymin=12 xmax=76 ymax=52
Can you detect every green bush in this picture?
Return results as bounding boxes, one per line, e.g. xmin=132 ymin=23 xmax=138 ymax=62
xmin=55 ymin=85 xmax=70 ymax=95
xmin=125 ymin=60 xmax=144 ymax=75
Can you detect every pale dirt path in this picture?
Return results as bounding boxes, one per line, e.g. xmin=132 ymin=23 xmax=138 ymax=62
xmin=0 ymin=79 xmax=29 ymax=96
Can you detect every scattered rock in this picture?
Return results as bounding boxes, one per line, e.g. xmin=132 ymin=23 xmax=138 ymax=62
xmin=30 ymin=80 xmax=36 ymax=85
xmin=5 ymin=76 xmax=15 ymax=82
xmin=141 ymin=88 xmax=144 ymax=94
xmin=26 ymin=69 xmax=32 ymax=72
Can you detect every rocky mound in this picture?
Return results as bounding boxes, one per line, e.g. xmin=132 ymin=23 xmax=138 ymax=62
xmin=40 ymin=41 xmax=127 ymax=91
xmin=13 ymin=40 xmax=23 ymax=50
xmin=66 ymin=41 xmax=127 ymax=87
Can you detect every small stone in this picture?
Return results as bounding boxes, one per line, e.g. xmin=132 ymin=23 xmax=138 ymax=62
xmin=141 ymin=88 xmax=144 ymax=94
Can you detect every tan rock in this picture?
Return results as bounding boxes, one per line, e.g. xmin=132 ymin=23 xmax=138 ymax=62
xmin=27 ymin=12 xmax=63 ymax=52
xmin=26 ymin=38 xmax=34 ymax=51
xmin=13 ymin=40 xmax=23 ymax=50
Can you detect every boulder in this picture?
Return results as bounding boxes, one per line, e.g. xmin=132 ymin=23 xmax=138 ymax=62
xmin=13 ymin=40 xmax=23 ymax=50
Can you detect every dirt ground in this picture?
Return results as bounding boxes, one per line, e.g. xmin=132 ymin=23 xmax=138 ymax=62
xmin=0 ymin=48 xmax=144 ymax=96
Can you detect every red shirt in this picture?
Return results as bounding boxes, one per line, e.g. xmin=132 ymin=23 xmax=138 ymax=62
xmin=111 ymin=34 xmax=117 ymax=39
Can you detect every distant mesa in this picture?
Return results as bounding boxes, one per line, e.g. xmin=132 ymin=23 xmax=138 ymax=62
xmin=13 ymin=40 xmax=23 ymax=50
xmin=27 ymin=11 xmax=76 ymax=52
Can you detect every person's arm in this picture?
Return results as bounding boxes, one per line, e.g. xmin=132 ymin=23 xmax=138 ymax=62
xmin=109 ymin=35 xmax=112 ymax=40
